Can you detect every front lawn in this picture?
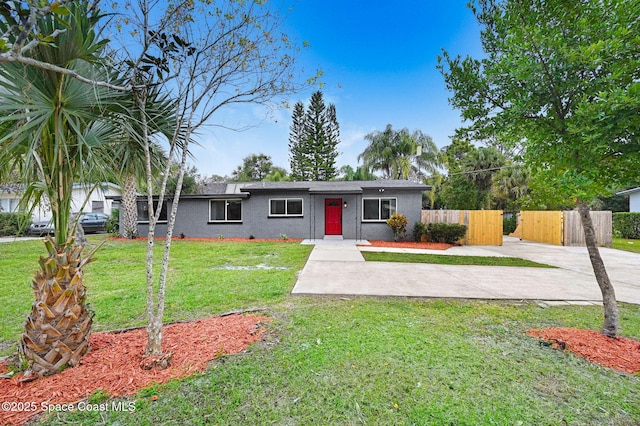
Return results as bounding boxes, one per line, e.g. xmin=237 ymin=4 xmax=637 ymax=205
xmin=2 ymin=237 xmax=639 ymax=425
xmin=40 ymin=299 xmax=640 ymax=425
xmin=0 ymin=236 xmax=313 ymax=352
xmin=361 ymin=251 xmax=556 ymax=267
xmin=612 ymin=237 xmax=640 ymax=254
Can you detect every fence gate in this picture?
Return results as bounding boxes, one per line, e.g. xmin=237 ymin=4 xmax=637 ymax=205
xmin=518 ymin=210 xmax=612 ymax=246
xmin=421 ymin=210 xmax=503 ymax=245
xmin=520 ymin=211 xmax=563 ymax=245
xmin=467 ymin=210 xmax=504 ymax=245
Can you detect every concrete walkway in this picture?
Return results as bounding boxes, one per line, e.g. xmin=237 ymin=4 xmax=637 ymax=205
xmin=293 ymin=237 xmax=640 ymax=305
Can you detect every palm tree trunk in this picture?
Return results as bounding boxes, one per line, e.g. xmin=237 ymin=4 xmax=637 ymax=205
xmin=577 ymin=201 xmax=619 ymax=337
xmin=121 ymin=173 xmax=139 ymax=239
xmin=20 ymin=238 xmax=93 ymax=376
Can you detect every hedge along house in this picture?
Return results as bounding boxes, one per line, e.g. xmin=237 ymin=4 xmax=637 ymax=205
xmin=119 ymin=180 xmax=429 ymax=241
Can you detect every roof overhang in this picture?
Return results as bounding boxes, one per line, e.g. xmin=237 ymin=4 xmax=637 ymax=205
xmin=106 ymin=193 xmax=250 ymax=201
xmin=616 ymin=187 xmax=640 ymax=196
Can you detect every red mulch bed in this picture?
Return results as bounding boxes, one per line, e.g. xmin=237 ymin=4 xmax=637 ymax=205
xmin=363 ymin=240 xmax=455 ymax=250
xmin=0 ymin=314 xmax=270 ymax=426
xmin=528 ymin=328 xmax=640 ymax=375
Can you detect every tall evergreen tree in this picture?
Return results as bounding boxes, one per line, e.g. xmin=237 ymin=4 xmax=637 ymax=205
xmin=288 ymin=91 xmax=340 ymax=181
xmin=288 ymin=102 xmax=307 ymax=179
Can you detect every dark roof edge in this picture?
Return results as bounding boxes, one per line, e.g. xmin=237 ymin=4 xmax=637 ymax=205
xmin=106 ymin=193 xmax=250 ymax=201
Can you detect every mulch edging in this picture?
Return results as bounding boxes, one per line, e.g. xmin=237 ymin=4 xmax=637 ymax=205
xmin=0 ymin=314 xmax=270 ymax=426
xmin=528 ymin=327 xmax=640 ymax=375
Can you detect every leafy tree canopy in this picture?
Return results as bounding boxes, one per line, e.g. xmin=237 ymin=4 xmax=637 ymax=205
xmin=231 ymin=153 xmax=274 ymax=182
xmin=439 ymin=0 xmax=640 ymax=201
xmin=438 ymin=0 xmax=640 ymax=337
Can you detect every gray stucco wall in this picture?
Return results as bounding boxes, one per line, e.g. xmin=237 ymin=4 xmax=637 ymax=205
xmin=129 ymin=188 xmax=423 ymax=241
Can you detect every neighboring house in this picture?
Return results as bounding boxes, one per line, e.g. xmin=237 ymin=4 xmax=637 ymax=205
xmin=121 ymin=180 xmax=429 ymax=241
xmin=0 ymin=182 xmax=121 ymax=221
xmin=0 ymin=187 xmax=21 ymax=214
xmin=616 ymin=187 xmax=640 ymax=212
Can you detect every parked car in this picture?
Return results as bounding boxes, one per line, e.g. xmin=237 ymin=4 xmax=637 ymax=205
xmin=27 ymin=212 xmax=109 ymax=236
xmin=28 ymin=221 xmax=54 ymax=236
xmin=75 ymin=212 xmax=109 ymax=234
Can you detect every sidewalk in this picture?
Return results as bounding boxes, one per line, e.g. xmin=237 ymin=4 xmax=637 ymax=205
xmin=0 ymin=236 xmax=41 ymax=243
xmin=292 ymin=237 xmax=640 ymax=305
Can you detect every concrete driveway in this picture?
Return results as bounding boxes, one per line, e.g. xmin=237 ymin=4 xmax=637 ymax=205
xmin=292 ymin=237 xmax=640 ymax=305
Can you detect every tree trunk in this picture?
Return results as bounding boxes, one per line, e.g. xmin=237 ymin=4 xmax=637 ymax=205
xmin=74 ymin=221 xmax=87 ymax=246
xmin=20 ymin=238 xmax=93 ymax=376
xmin=121 ymin=173 xmax=139 ymax=239
xmin=577 ymin=201 xmax=619 ymax=337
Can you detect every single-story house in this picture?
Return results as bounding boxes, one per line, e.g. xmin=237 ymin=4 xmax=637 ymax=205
xmin=120 ymin=180 xmax=430 ymax=241
xmin=0 ymin=182 xmax=121 ymax=221
xmin=617 ymin=187 xmax=640 ymax=212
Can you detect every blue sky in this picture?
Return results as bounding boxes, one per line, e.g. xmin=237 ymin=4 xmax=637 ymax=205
xmin=190 ymin=1 xmax=484 ymax=178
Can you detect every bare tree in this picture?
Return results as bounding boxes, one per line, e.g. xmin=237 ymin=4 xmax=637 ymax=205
xmin=112 ymin=0 xmax=312 ymax=361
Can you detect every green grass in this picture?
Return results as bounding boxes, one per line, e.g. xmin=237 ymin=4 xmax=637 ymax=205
xmin=362 ymin=251 xmax=556 ymax=267
xmin=612 ymin=237 xmax=640 ymax=254
xmin=2 ymin=237 xmax=639 ymax=425
xmin=39 ymin=299 xmax=640 ymax=425
xmin=0 ymin=236 xmax=313 ymax=351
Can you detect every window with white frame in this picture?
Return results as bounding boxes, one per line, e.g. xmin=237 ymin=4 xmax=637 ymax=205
xmin=0 ymin=198 xmax=21 ymax=212
xmin=210 ymin=199 xmax=242 ymax=222
xmin=269 ymin=198 xmax=303 ymax=217
xmin=362 ymin=197 xmax=397 ymax=221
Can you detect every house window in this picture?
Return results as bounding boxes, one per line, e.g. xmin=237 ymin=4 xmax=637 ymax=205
xmin=210 ymin=199 xmax=242 ymax=222
xmin=362 ymin=198 xmax=397 ymax=221
xmin=269 ymin=198 xmax=303 ymax=217
xmin=137 ymin=200 xmax=168 ymax=223
xmin=0 ymin=198 xmax=20 ymax=212
xmin=92 ymin=200 xmax=104 ymax=213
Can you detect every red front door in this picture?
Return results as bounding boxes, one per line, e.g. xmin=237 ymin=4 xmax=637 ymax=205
xmin=325 ymin=198 xmax=342 ymax=235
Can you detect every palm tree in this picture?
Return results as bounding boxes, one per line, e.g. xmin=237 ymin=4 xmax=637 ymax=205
xmin=338 ymin=164 xmax=377 ymax=181
xmin=0 ymin=1 xmax=120 ymax=376
xmin=491 ymin=164 xmax=531 ymax=210
xmin=358 ymin=124 xmax=397 ymax=178
xmin=358 ymin=125 xmax=441 ymax=180
xmin=111 ymin=86 xmax=173 ymax=239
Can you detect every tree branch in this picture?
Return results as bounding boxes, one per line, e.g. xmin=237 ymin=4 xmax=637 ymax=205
xmin=0 ymin=53 xmax=130 ymax=91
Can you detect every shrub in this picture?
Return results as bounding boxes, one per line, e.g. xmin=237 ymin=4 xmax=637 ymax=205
xmin=503 ymin=215 xmax=517 ymax=235
xmin=413 ymin=221 xmax=427 ymax=242
xmin=386 ymin=213 xmax=408 ymax=241
xmin=426 ymin=222 xmax=467 ymax=244
xmin=105 ymin=209 xmax=120 ymax=236
xmin=613 ymin=212 xmax=640 ymax=239
xmin=0 ymin=212 xmax=31 ymax=236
